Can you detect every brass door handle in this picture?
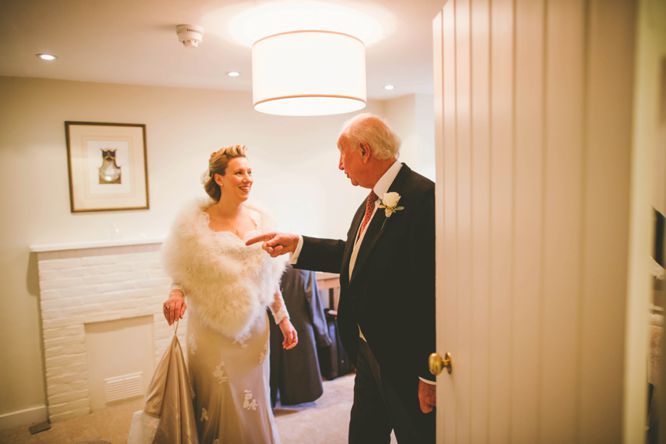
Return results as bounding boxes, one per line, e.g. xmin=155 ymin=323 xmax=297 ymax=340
xmin=429 ymin=352 xmax=453 ymax=375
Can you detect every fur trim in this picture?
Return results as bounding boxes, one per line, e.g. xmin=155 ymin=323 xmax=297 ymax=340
xmin=162 ymin=199 xmax=287 ymax=339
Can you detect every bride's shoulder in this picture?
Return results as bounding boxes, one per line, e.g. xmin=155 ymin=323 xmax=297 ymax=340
xmin=170 ymin=198 xmax=214 ymax=229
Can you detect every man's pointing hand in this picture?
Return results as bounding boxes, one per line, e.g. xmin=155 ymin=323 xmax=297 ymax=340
xmin=246 ymin=232 xmax=299 ymax=257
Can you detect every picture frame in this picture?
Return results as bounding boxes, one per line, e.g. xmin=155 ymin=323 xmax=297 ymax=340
xmin=65 ymin=121 xmax=150 ymax=212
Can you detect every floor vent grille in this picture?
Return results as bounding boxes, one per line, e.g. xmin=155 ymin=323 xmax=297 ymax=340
xmin=104 ymin=371 xmax=143 ymax=402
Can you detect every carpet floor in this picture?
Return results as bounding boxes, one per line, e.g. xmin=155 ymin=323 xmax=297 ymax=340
xmin=0 ymin=374 xmax=399 ymax=444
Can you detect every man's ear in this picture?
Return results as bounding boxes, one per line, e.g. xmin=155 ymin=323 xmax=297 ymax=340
xmin=359 ymin=143 xmax=372 ymax=163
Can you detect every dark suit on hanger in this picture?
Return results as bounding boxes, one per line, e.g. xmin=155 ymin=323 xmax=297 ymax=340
xmin=295 ymin=163 xmax=436 ymax=443
xmin=269 ymin=268 xmax=331 ymax=406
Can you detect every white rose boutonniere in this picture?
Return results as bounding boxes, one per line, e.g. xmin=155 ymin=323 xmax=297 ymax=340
xmin=378 ymin=192 xmax=404 ymax=223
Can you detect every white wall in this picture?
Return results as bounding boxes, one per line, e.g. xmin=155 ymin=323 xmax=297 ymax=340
xmin=0 ymin=76 xmax=434 ymax=425
xmin=384 ymin=93 xmax=435 ymax=180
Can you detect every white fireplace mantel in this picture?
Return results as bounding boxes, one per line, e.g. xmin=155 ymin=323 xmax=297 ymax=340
xmin=30 ymin=237 xmax=164 ymax=253
xmin=32 ymin=237 xmax=181 ymax=422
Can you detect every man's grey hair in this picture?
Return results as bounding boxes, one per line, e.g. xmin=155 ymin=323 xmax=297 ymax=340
xmin=338 ymin=113 xmax=401 ymax=160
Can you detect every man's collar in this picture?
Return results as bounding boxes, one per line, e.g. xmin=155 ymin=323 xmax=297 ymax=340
xmin=373 ymin=160 xmax=402 ymax=199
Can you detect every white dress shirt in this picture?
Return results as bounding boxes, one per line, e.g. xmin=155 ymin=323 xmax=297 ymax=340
xmin=348 ymin=160 xmax=402 ymax=277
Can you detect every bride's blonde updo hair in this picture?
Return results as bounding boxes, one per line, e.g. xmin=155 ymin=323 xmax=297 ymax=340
xmin=203 ymin=144 xmax=247 ymax=201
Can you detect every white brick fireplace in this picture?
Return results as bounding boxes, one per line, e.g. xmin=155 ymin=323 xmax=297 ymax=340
xmin=31 ymin=240 xmax=185 ymax=422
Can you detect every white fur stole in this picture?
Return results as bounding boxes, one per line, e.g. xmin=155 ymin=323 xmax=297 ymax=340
xmin=162 ymin=199 xmax=287 ymax=340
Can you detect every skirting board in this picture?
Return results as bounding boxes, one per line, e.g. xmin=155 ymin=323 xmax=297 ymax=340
xmin=0 ymin=405 xmax=47 ymax=431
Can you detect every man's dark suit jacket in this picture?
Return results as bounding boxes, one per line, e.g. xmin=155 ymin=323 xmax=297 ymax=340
xmin=295 ymin=163 xmax=436 ymax=396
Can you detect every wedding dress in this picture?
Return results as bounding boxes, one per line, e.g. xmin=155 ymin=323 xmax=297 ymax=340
xmin=130 ymin=199 xmax=287 ymax=444
xmin=187 ymin=307 xmax=279 ymax=443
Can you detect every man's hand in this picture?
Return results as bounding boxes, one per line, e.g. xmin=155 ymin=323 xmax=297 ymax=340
xmin=245 ymin=232 xmax=299 ymax=257
xmin=418 ymin=379 xmax=436 ymax=413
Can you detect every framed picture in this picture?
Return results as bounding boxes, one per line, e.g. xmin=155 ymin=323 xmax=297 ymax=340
xmin=65 ymin=121 xmax=149 ymax=212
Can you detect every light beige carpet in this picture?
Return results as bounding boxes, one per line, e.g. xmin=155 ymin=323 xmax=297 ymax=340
xmin=0 ymin=375 xmax=368 ymax=444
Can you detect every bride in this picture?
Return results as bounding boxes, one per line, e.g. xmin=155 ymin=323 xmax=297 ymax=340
xmin=162 ymin=144 xmax=298 ymax=444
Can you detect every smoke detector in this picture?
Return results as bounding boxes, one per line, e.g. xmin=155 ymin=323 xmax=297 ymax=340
xmin=176 ymin=24 xmax=204 ymax=48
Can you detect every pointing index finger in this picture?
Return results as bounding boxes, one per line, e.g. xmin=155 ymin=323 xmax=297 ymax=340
xmin=245 ymin=232 xmax=274 ymax=246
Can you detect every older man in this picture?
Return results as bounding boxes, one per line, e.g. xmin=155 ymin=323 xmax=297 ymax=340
xmin=247 ymin=113 xmax=436 ymax=443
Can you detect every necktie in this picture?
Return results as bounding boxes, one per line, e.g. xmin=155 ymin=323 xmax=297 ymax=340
xmin=357 ymin=191 xmax=378 ymax=239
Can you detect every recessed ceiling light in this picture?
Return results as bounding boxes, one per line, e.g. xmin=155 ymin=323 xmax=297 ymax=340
xmin=384 ymin=84 xmax=395 ymax=91
xmin=36 ymin=53 xmax=57 ymax=61
xmin=226 ymin=71 xmax=240 ymax=78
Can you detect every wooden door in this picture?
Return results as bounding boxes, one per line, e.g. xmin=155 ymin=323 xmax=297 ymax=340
xmin=432 ymin=0 xmax=643 ymax=442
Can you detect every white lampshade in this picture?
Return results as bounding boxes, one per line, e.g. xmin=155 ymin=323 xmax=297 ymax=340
xmin=252 ymin=30 xmax=367 ymax=116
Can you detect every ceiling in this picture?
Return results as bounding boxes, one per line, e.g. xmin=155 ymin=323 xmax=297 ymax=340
xmin=0 ymin=0 xmax=444 ymax=101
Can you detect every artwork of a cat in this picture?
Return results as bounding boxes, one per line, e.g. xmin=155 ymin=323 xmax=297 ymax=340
xmin=98 ymin=149 xmax=122 ymax=184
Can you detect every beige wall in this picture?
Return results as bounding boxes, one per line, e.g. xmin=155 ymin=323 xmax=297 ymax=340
xmin=385 ymin=93 xmax=435 ymax=180
xmin=0 ymin=76 xmax=434 ymax=424
xmin=626 ymin=0 xmax=666 ymax=440
xmin=640 ymin=0 xmax=666 ymax=217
